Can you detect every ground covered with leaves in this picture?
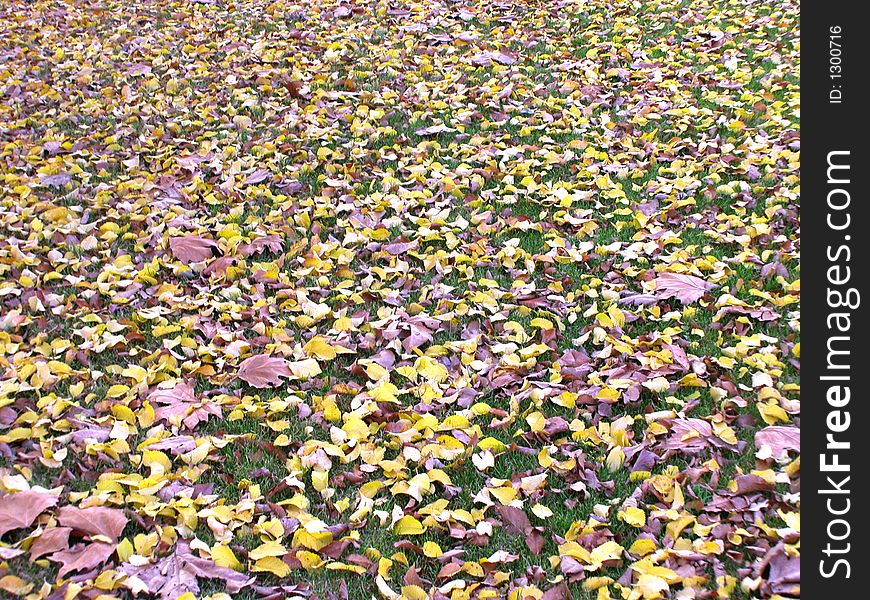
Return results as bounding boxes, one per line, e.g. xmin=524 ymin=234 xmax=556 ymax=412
xmin=0 ymin=0 xmax=800 ymax=598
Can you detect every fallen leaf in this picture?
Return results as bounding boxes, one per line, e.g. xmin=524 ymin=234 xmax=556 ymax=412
xmin=29 ymin=527 xmax=72 ymax=561
xmin=653 ymin=272 xmax=716 ymax=304
xmin=49 ymin=541 xmax=115 ymax=577
xmin=57 ymin=506 xmax=128 ymax=541
xmin=755 ymin=426 xmax=800 ymax=460
xmin=119 ymin=541 xmax=253 ymax=599
xmin=237 ymin=355 xmax=293 ymax=388
xmin=0 ymin=491 xmax=59 ymax=537
xmin=169 ymin=236 xmax=219 ymax=263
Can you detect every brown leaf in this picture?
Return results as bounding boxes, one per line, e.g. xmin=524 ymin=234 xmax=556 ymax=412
xmin=762 ymin=545 xmax=801 ymax=595
xmin=250 ymin=235 xmax=284 ymax=254
xmin=169 ymin=236 xmax=218 ymax=263
xmin=40 ymin=172 xmax=72 ymax=187
xmin=0 ymin=491 xmax=59 ymax=537
xmin=437 ymin=562 xmax=462 ymax=579
xmin=0 ymin=574 xmax=33 ymax=596
xmin=661 ymin=418 xmax=737 ymax=454
xmin=49 ymin=541 xmax=116 ymax=577
xmin=560 ymin=555 xmax=585 ymax=578
xmin=732 ymin=474 xmax=774 ymax=495
xmin=346 ymin=553 xmax=374 ymax=571
xmin=526 ymin=529 xmax=546 ymax=555
xmin=149 ymin=382 xmax=221 ymax=429
xmin=148 ymin=382 xmax=195 ymax=404
xmin=118 ymin=541 xmax=252 ymax=599
xmin=57 ymin=506 xmax=128 ymax=542
xmin=494 ymin=504 xmax=532 ymax=536
xmin=237 ymin=355 xmax=293 ymax=388
xmin=471 ymin=51 xmax=518 ymax=66
xmin=652 ymin=272 xmax=715 ymax=304
xmin=29 ymin=527 xmax=72 ymax=561
xmin=242 ymin=169 xmax=271 ymax=186
xmin=403 ymin=565 xmax=426 ymax=587
xmin=755 ymin=426 xmax=800 ymax=460
xmin=282 ymin=79 xmax=305 ymax=98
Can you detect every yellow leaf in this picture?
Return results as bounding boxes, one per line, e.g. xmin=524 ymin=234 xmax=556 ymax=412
xmin=111 ymin=404 xmax=136 ymax=424
xmin=122 ymin=365 xmax=148 ymax=384
xmin=758 ymin=402 xmax=790 ymax=425
xmin=142 ymin=450 xmax=172 ymax=476
xmin=488 ymin=485 xmax=517 ymax=505
xmin=559 ymin=540 xmax=592 ymax=563
xmin=342 ymin=416 xmax=370 ymax=441
xmin=477 ymin=437 xmax=506 ymax=453
xmin=138 ymin=401 xmax=155 ymax=428
xmin=530 ymin=317 xmax=554 ymax=330
xmin=304 ymin=337 xmax=337 ymax=360
xmin=394 ymin=515 xmax=426 ymax=535
xmin=606 ymin=446 xmax=625 ymax=471
xmin=401 ymin=585 xmax=428 ymax=600
xmin=414 ymin=356 xmax=448 ymax=382
xmin=326 ymin=561 xmax=366 ymax=574
xmin=152 ymin=325 xmax=180 ymax=337
xmin=628 ymin=538 xmax=657 ymax=557
xmin=583 ymin=576 xmax=614 ymax=591
xmin=440 ymin=415 xmax=470 ymax=430
xmin=288 ymin=358 xmax=322 ymax=379
xmin=618 ymin=506 xmax=646 ymax=528
xmin=212 ymin=544 xmax=242 ymax=570
xmin=293 ymin=529 xmax=333 ymax=552
xmin=596 ymin=387 xmax=621 ymax=402
xmin=636 ymin=573 xmax=669 ymax=598
xmin=253 ymin=556 xmax=291 ymax=577
xmin=106 ymin=384 xmax=130 ymax=399
xmin=423 ymin=541 xmax=442 ymax=558
xmin=249 ymin=540 xmax=286 ymax=561
xmin=370 ymin=381 xmax=399 ymax=403
xmin=531 ymin=503 xmax=553 ymax=519
xmin=589 ymin=541 xmax=624 ymax=569
xmin=297 ymin=550 xmax=325 ymax=570
xmin=312 ymin=469 xmax=329 ymax=492
xmin=462 ymin=561 xmax=485 ymax=577
xmin=360 ymin=481 xmax=383 ymax=499
xmin=323 ymin=398 xmax=341 ymax=423
xmin=378 ymin=556 xmax=393 ymax=579
xmin=116 ymin=538 xmax=134 ymax=562
xmin=526 ymin=411 xmax=546 ymax=433
xmin=364 ymin=362 xmax=389 ymax=381
xmin=666 ymin=515 xmax=695 ymax=540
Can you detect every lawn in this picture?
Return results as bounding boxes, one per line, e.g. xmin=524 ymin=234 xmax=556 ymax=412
xmin=0 ymin=1 xmax=800 ymax=599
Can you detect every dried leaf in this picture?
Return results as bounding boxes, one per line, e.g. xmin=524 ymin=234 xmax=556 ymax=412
xmin=237 ymin=355 xmax=293 ymax=388
xmin=168 ymin=236 xmax=219 ymax=263
xmin=653 ymin=272 xmax=716 ymax=304
xmin=0 ymin=491 xmax=58 ymax=537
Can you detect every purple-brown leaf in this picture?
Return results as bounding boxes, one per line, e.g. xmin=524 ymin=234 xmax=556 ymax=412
xmin=237 ymin=355 xmax=293 ymax=388
xmin=653 ymin=272 xmax=715 ymax=304
xmin=0 ymin=491 xmax=59 ymax=537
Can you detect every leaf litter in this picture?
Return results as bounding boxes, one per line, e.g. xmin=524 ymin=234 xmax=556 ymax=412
xmin=0 ymin=0 xmax=799 ymax=598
